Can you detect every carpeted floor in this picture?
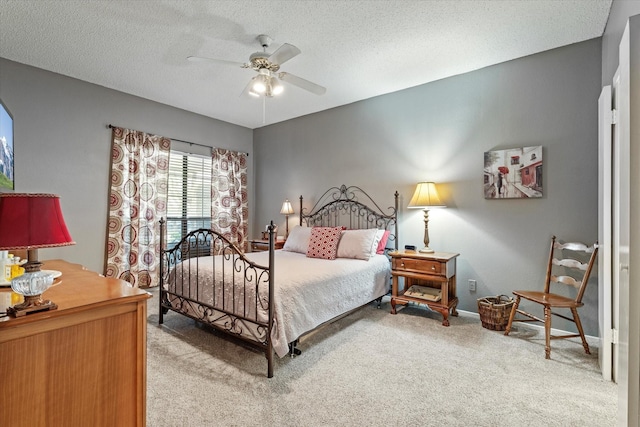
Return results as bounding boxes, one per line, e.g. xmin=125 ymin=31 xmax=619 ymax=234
xmin=146 ymin=293 xmax=617 ymax=427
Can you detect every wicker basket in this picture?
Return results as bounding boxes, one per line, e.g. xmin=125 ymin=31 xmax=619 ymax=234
xmin=477 ymin=295 xmax=514 ymax=331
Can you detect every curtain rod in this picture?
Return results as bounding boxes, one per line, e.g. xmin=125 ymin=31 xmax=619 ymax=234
xmin=107 ymin=124 xmax=249 ymax=156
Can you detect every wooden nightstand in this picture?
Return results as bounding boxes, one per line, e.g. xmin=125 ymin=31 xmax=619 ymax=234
xmin=389 ymin=250 xmax=459 ymax=326
xmin=249 ymin=239 xmax=285 ymax=252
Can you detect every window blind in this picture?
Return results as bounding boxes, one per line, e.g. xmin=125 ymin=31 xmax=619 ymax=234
xmin=166 ymin=150 xmax=212 ymax=248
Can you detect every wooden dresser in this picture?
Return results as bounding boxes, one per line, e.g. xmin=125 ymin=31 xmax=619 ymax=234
xmin=0 ymin=259 xmax=151 ymax=427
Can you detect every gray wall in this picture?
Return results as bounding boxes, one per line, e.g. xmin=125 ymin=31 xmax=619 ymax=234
xmin=254 ymin=38 xmax=602 ymax=335
xmin=0 ymin=58 xmax=253 ymax=274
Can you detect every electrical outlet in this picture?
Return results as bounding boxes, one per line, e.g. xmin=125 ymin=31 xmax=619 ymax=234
xmin=468 ymin=279 xmax=477 ymax=292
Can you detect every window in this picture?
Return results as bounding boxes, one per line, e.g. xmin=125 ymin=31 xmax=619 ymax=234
xmin=166 ymin=150 xmax=211 ymax=249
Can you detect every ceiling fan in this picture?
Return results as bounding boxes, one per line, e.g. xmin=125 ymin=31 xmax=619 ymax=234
xmin=188 ymin=34 xmax=326 ymax=98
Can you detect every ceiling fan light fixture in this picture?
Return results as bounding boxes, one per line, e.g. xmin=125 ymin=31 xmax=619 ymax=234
xmin=271 ymin=79 xmax=284 ymax=95
xmin=252 ymin=75 xmax=268 ymax=93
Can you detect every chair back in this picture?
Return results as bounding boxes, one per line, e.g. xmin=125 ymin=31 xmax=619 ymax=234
xmin=544 ymin=236 xmax=598 ymax=303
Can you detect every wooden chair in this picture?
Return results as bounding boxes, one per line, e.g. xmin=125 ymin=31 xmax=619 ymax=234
xmin=504 ymin=236 xmax=598 ymax=359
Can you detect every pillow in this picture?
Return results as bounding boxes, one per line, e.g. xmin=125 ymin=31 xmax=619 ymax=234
xmin=376 ymin=230 xmax=391 ymax=254
xmin=337 ymin=228 xmax=379 ymax=260
xmin=282 ymin=226 xmax=311 ymax=254
xmin=306 ymin=227 xmax=343 ymax=260
xmin=371 ymin=229 xmax=383 ymax=255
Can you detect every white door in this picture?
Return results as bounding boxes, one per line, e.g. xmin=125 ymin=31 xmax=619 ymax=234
xmin=615 ymin=21 xmax=633 ymax=426
xmin=597 ymin=85 xmax=613 ymax=382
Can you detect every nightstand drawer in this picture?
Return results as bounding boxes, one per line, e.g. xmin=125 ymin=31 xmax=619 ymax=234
xmin=251 ymin=242 xmax=267 ymax=251
xmin=250 ymin=239 xmax=284 ymax=252
xmin=393 ymin=257 xmax=442 ymax=275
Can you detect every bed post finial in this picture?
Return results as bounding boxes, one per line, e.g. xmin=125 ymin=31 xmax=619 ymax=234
xmin=267 ymin=220 xmax=276 ymax=239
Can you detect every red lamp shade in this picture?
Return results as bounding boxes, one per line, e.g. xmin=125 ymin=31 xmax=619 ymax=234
xmin=0 ymin=193 xmax=75 ymax=250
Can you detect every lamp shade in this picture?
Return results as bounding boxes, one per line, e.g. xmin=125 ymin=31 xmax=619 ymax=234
xmin=280 ymin=199 xmax=294 ymax=215
xmin=0 ymin=193 xmax=75 ymax=250
xmin=407 ymin=182 xmax=445 ymax=209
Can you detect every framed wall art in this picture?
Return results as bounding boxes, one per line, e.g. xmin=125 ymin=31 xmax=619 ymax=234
xmin=0 ymin=97 xmax=14 ymax=191
xmin=484 ymin=146 xmax=542 ymax=199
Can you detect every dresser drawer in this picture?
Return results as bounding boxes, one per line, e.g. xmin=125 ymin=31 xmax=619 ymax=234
xmin=393 ymin=257 xmax=442 ymax=275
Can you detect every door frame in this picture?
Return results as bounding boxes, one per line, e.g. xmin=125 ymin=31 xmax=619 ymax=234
xmin=597 ymin=84 xmax=613 ymax=382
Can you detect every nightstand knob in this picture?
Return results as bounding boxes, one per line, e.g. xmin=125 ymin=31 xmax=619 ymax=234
xmin=431 ymin=266 xmax=436 ymax=270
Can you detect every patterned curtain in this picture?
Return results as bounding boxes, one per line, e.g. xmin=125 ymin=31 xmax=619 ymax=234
xmin=211 ymin=148 xmax=248 ymax=251
xmin=105 ymin=127 xmax=170 ymax=287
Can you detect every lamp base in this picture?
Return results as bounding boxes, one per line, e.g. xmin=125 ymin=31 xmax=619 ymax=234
xmin=419 ymin=247 xmax=435 ymax=253
xmin=7 ymin=295 xmax=58 ymax=317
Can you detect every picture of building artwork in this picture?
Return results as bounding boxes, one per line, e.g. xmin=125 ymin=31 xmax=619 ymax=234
xmin=484 ymin=146 xmax=542 ymax=199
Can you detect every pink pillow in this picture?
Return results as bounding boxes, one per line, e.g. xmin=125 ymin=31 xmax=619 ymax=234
xmin=306 ymin=226 xmax=343 ymax=260
xmin=376 ymin=230 xmax=391 ymax=254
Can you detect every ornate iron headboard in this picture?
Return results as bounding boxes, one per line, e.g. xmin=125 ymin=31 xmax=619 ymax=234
xmin=299 ymin=185 xmax=399 ymax=251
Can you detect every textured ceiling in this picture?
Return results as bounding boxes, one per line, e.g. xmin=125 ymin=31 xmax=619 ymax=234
xmin=0 ymin=1 xmax=612 ymax=129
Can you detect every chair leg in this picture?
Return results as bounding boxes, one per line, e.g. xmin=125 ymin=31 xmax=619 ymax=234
xmin=571 ymin=307 xmax=591 ymax=355
xmin=504 ymin=296 xmax=520 ymax=336
xmin=544 ymin=306 xmax=551 ymax=359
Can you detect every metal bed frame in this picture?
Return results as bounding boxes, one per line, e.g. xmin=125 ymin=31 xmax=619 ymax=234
xmin=158 ymin=185 xmax=398 ymax=378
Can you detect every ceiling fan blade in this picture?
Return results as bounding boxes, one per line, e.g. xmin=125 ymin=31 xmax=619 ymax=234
xmin=187 ymin=56 xmax=247 ymax=68
xmin=278 ymin=72 xmax=326 ymax=95
xmin=268 ymin=43 xmax=301 ymax=65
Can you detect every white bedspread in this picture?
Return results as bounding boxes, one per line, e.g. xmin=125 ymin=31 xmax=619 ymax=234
xmin=167 ymin=250 xmax=390 ymax=358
